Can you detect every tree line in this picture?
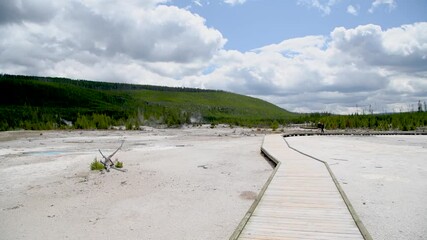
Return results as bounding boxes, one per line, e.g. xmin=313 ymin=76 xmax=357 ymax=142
xmin=0 ymin=74 xmax=221 ymax=93
xmin=294 ymin=111 xmax=427 ymax=131
xmin=1 ymin=74 xmax=425 ymax=131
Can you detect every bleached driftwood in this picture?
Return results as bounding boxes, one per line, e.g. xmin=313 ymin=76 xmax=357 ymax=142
xmin=99 ymin=141 xmax=126 ymax=172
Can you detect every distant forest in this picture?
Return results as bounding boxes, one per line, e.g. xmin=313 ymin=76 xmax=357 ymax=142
xmin=0 ymin=74 xmax=295 ymax=130
xmin=0 ymin=74 xmax=426 ymax=131
xmin=295 ymin=111 xmax=427 ymax=131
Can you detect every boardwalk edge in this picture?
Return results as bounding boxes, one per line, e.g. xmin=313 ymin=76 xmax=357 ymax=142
xmin=229 ymin=135 xmax=281 ymax=240
xmin=283 ymin=136 xmax=373 ymax=240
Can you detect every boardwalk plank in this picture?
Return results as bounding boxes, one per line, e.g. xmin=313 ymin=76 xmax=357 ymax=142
xmin=235 ymin=134 xmax=365 ymax=240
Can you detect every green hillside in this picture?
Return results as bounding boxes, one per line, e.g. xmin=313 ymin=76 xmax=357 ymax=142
xmin=0 ymin=74 xmax=296 ymax=130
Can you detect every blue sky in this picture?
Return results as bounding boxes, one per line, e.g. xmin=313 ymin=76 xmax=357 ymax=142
xmin=169 ymin=0 xmax=427 ymax=51
xmin=0 ymin=0 xmax=426 ymax=113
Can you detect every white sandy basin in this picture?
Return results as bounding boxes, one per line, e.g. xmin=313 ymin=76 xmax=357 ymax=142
xmin=0 ymin=128 xmax=272 ymax=240
xmin=286 ymin=135 xmax=427 ymax=240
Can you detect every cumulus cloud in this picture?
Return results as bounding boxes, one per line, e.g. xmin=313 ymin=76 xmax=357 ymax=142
xmin=62 ymin=2 xmax=225 ymax=63
xmin=0 ymin=0 xmax=426 ymax=114
xmin=0 ymin=0 xmax=59 ymax=25
xmin=331 ymin=23 xmax=427 ymax=71
xmin=185 ymin=22 xmax=427 ymax=113
xmin=0 ymin=0 xmax=226 ymax=81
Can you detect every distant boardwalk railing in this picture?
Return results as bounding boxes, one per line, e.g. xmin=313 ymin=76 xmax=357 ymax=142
xmin=282 ymin=130 xmax=427 ymax=137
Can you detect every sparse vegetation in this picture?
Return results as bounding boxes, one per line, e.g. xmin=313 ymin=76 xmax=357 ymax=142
xmin=115 ymin=161 xmax=123 ymax=168
xmin=271 ymin=120 xmax=279 ymax=131
xmin=90 ymin=158 xmax=104 ymax=171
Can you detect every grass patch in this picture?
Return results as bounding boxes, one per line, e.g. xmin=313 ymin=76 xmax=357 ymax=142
xmin=115 ymin=161 xmax=123 ymax=168
xmin=90 ymin=158 xmax=104 ymax=171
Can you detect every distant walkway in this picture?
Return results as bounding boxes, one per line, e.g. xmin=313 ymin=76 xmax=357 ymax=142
xmin=283 ymin=130 xmax=427 ymax=137
xmin=231 ymin=134 xmax=370 ymax=240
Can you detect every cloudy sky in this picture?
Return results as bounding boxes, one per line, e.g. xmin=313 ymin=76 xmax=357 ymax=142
xmin=1 ymin=0 xmax=426 ymax=113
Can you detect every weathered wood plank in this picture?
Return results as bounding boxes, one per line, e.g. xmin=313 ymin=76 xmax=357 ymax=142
xmin=233 ymin=134 xmax=367 ymax=240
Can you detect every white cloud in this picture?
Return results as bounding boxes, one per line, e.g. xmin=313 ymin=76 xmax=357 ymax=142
xmin=0 ymin=0 xmax=60 ymax=24
xmin=369 ymin=0 xmax=396 ymax=13
xmin=0 ymin=0 xmax=426 ymax=114
xmin=297 ymin=0 xmax=339 ymax=15
xmin=193 ymin=0 xmax=203 ymax=7
xmin=331 ymin=23 xmax=427 ymax=70
xmin=223 ymin=0 xmax=246 ymax=6
xmin=184 ymin=22 xmax=427 ymax=113
xmin=254 ymin=35 xmax=326 ymax=55
xmin=347 ymin=5 xmax=358 ymax=16
xmin=0 ymin=1 xmax=226 ymax=80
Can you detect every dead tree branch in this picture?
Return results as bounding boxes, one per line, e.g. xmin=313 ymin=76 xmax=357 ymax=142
xmin=99 ymin=140 xmax=125 ymax=172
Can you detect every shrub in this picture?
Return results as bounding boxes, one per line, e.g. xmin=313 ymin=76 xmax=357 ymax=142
xmin=271 ymin=120 xmax=279 ymax=131
xmin=90 ymin=158 xmax=104 ymax=171
xmin=115 ymin=161 xmax=123 ymax=168
xmin=76 ymin=114 xmax=94 ymax=129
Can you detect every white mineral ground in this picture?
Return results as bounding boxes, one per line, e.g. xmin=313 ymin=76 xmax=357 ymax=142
xmin=2 ymin=128 xmax=426 ymax=240
xmin=0 ymin=126 xmax=272 ymax=240
xmin=286 ymin=135 xmax=427 ymax=240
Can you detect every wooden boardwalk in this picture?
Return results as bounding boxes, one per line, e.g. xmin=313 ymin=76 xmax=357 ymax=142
xmin=232 ymin=134 xmax=368 ymax=240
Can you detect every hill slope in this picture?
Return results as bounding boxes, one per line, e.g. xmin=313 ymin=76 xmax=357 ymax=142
xmin=0 ymin=74 xmax=296 ymax=130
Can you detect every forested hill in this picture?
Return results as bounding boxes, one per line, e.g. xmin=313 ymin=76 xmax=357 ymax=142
xmin=0 ymin=74 xmax=296 ymax=130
